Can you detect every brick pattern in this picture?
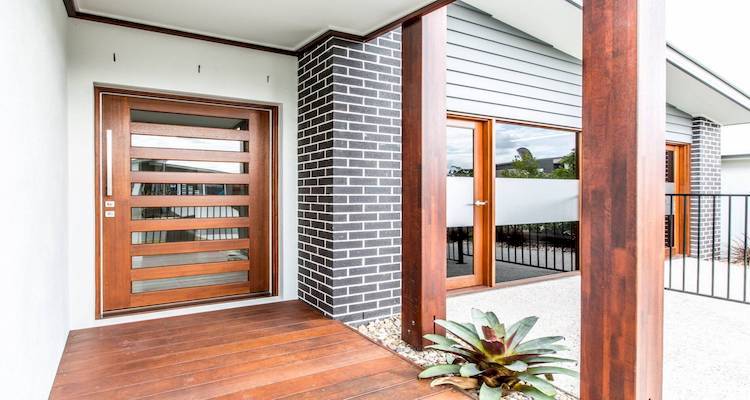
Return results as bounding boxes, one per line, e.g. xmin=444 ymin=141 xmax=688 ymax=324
xmin=297 ymin=38 xmax=336 ymax=316
xmin=690 ymin=117 xmax=722 ymax=258
xmin=297 ymin=32 xmax=403 ymax=323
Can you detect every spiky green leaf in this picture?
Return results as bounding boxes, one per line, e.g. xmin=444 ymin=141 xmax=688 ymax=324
xmin=424 ymin=333 xmax=458 ymax=347
xmin=461 ymin=322 xmax=479 ymax=335
xmin=527 ymin=366 xmax=579 ymax=378
xmin=504 ymin=360 xmax=528 ymax=372
xmin=515 ymin=336 xmax=564 ymax=353
xmin=524 ymin=356 xmax=578 ymax=365
xmin=506 ymin=317 xmax=538 ymax=352
xmin=518 ymin=373 xmax=557 ymax=396
xmin=425 ymin=344 xmax=475 ymax=359
xmin=435 ymin=320 xmax=484 ymax=351
xmin=484 ymin=311 xmax=505 ymax=337
xmin=479 ymin=383 xmax=503 ymax=400
xmin=460 ymin=363 xmax=482 ymax=377
xmin=516 ymin=384 xmax=556 ymax=400
xmin=418 ymin=364 xmax=461 ymax=379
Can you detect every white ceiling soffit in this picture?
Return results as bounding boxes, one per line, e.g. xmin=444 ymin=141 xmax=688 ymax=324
xmin=464 ymin=0 xmax=750 ymax=125
xmin=74 ymin=0 xmax=437 ymax=51
xmin=666 ymin=46 xmax=750 ymax=126
xmin=463 ymin=0 xmax=582 ymax=59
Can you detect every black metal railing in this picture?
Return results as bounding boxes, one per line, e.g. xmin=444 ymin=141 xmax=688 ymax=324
xmin=447 ymin=227 xmax=474 ymax=263
xmin=496 ymin=222 xmax=579 ymax=272
xmin=665 ymin=194 xmax=750 ymax=304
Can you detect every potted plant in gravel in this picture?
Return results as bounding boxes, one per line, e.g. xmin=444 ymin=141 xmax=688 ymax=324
xmin=418 ymin=309 xmax=578 ymax=400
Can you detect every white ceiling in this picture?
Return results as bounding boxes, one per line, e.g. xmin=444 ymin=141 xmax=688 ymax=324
xmin=75 ymin=0 xmax=436 ymax=51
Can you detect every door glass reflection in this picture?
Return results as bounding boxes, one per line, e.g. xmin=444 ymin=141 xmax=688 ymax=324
xmin=131 ymin=227 xmax=249 ymax=244
xmin=131 ymin=134 xmax=248 ymax=152
xmin=446 ymin=125 xmax=475 ymax=278
xmin=132 ymin=271 xmax=248 ymax=293
xmin=132 ymin=249 xmax=249 ymax=269
xmin=131 ymin=159 xmax=248 ymax=174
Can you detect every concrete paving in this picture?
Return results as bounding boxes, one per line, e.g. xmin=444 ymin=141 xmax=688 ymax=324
xmin=447 ymin=275 xmax=750 ymax=399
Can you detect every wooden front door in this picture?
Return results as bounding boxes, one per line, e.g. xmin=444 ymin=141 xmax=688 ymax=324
xmin=96 ymin=89 xmax=275 ymax=316
xmin=665 ymin=143 xmax=690 ymax=255
xmin=446 ymin=117 xmax=494 ymax=290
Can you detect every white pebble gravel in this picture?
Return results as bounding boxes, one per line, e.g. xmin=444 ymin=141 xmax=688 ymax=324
xmin=357 ymin=315 xmax=578 ymax=400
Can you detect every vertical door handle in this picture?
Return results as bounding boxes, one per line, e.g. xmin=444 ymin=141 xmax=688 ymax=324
xmin=106 ymin=129 xmax=113 ymax=196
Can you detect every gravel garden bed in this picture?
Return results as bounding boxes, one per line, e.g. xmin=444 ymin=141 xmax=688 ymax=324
xmin=357 ymin=315 xmax=578 ymax=400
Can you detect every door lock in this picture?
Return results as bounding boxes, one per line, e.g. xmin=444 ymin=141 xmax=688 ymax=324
xmin=474 ymin=200 xmax=488 ymax=206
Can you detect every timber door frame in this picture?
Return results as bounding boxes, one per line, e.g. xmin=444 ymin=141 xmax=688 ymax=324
xmin=666 ymin=142 xmax=691 ymax=255
xmin=446 ymin=115 xmax=495 ymax=290
xmin=93 ymin=86 xmax=279 ymax=318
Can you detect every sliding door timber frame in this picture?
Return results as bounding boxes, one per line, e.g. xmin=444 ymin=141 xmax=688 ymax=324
xmin=93 ymin=85 xmax=280 ymax=319
xmin=444 ymin=114 xmax=582 ymax=293
xmin=445 ymin=115 xmax=495 ymax=291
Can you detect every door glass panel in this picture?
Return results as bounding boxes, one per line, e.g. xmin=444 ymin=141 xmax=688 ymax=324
xmin=446 ymin=125 xmax=475 ymax=278
xmin=131 ymin=109 xmax=249 ymax=130
xmin=131 ymin=227 xmax=249 ymax=244
xmin=131 ymin=159 xmax=248 ymax=174
xmin=132 ymin=271 xmax=248 ymax=293
xmin=131 ymin=183 xmax=248 ymax=196
xmin=131 ymin=134 xmax=248 ymax=152
xmin=132 ymin=249 xmax=249 ymax=269
xmin=132 ymin=206 xmax=248 ymax=220
xmin=494 ymin=123 xmax=579 ymax=283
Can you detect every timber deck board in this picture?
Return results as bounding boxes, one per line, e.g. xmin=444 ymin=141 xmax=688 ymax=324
xmin=51 ymin=300 xmax=466 ymax=399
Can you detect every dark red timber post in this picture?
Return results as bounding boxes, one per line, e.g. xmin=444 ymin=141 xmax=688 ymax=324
xmin=580 ymin=0 xmax=666 ymax=399
xmin=400 ymin=6 xmax=448 ymax=350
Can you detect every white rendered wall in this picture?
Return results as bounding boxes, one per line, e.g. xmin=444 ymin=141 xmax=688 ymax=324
xmin=447 ymin=177 xmax=579 ymax=227
xmin=720 ymin=159 xmax=750 ymax=251
xmin=66 ymin=19 xmax=299 ymax=329
xmin=719 ymin=126 xmax=750 ymax=252
xmin=0 ymin=0 xmax=69 ymax=398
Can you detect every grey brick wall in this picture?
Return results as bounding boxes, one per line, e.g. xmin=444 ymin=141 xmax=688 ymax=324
xmin=690 ymin=117 xmax=722 ymax=258
xmin=297 ymin=39 xmax=336 ymax=316
xmin=297 ymin=32 xmax=403 ymax=324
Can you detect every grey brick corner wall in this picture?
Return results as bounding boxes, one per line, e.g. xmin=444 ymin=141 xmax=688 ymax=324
xmin=297 ymin=31 xmax=403 ymax=324
xmin=690 ymin=117 xmax=722 ymax=258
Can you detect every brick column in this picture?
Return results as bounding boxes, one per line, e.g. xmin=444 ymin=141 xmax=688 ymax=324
xmin=297 ymin=32 xmax=403 ymax=323
xmin=690 ymin=117 xmax=722 ymax=258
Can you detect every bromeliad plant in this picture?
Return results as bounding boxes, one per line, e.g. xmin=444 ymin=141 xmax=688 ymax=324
xmin=418 ymin=309 xmax=578 ymax=400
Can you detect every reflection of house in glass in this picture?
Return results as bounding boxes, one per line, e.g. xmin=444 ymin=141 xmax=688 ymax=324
xmin=495 ymin=147 xmax=575 ymax=176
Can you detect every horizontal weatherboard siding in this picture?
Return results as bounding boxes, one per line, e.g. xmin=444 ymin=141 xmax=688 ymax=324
xmin=447 ymin=2 xmax=693 ymax=135
xmin=447 ymin=3 xmax=582 ymax=128
xmin=667 ymin=104 xmax=693 ymax=143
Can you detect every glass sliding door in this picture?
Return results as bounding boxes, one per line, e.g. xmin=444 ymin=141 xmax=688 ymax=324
xmin=494 ymin=122 xmax=580 ymax=283
xmin=446 ymin=117 xmax=492 ymax=289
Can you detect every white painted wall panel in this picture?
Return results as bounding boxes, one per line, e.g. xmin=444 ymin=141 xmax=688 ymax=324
xmin=66 ymin=19 xmax=299 ymax=330
xmin=0 ymin=0 xmax=69 ymax=398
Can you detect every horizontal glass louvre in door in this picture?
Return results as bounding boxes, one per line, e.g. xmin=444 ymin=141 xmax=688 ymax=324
xmin=98 ymin=92 xmax=273 ymax=314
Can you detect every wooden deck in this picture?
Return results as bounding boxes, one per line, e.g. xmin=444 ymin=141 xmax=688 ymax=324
xmin=51 ymin=301 xmax=467 ymax=399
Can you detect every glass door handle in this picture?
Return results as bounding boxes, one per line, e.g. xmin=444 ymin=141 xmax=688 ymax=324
xmin=474 ymin=200 xmax=488 ymax=206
